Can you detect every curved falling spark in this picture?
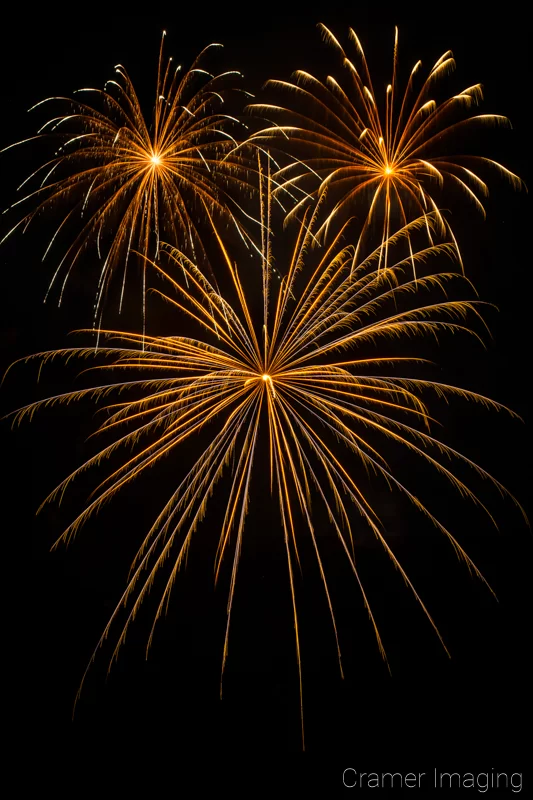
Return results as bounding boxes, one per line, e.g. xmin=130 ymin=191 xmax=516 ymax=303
xmin=8 ymin=171 xmax=524 ymax=750
xmin=1 ymin=32 xmax=255 ymax=325
xmin=248 ymin=24 xmax=523 ymax=272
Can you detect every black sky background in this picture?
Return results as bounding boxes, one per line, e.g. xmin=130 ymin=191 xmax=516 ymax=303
xmin=1 ymin=2 xmax=530 ymax=792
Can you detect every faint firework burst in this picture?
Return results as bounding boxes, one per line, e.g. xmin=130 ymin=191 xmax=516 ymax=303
xmin=7 ymin=165 xmax=524 ymax=748
xmin=1 ymin=32 xmax=256 ymax=327
xmin=248 ymin=24 xmax=522 ymax=272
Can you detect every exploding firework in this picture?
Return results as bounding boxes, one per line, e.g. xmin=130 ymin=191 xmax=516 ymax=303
xmin=7 ymin=168 xmax=523 ymax=749
xmin=248 ymin=24 xmax=522 ymax=271
xmin=1 ymin=32 xmax=256 ymax=326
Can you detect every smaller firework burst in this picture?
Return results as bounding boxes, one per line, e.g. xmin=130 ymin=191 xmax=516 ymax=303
xmin=248 ymin=24 xmax=522 ymax=272
xmin=1 ymin=32 xmax=256 ymax=325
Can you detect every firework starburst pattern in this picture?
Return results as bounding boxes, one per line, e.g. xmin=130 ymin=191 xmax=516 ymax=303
xmin=2 ymin=32 xmax=255 ymax=325
xmin=249 ymin=25 xmax=522 ymax=270
xmin=2 ymin=22 xmax=525 ymax=752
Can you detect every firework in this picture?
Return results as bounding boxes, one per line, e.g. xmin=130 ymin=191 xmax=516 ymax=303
xmin=1 ymin=32 xmax=256 ymax=325
xmin=248 ymin=25 xmax=522 ymax=271
xmin=8 ymin=169 xmax=523 ymax=749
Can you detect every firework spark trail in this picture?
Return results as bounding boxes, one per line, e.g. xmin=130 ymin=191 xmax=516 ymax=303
xmin=247 ymin=24 xmax=523 ymax=274
xmin=6 ymin=173 xmax=524 ymax=749
xmin=1 ymin=32 xmax=258 ymax=328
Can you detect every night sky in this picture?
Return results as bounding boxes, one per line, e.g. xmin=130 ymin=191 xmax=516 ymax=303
xmin=2 ymin=3 xmax=530 ymax=792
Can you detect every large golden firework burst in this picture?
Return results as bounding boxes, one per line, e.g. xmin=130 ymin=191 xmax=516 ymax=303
xmin=1 ymin=32 xmax=255 ymax=325
xmin=248 ymin=24 xmax=522 ymax=271
xmin=8 ymin=168 xmax=523 ymax=748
